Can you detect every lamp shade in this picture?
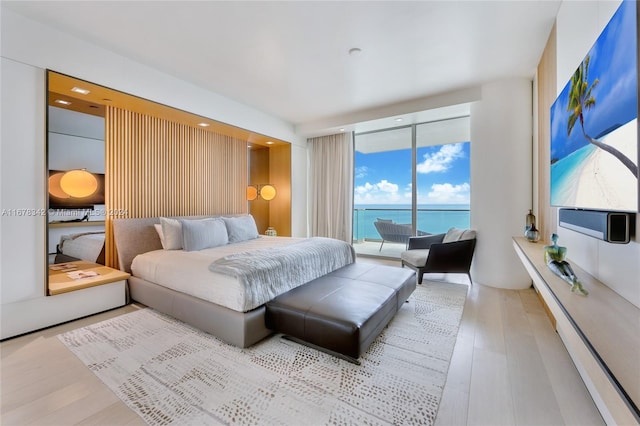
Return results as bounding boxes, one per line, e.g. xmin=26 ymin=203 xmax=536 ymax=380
xmin=260 ymin=184 xmax=277 ymax=201
xmin=60 ymin=169 xmax=98 ymax=198
xmin=246 ymin=185 xmax=258 ymax=201
xmin=48 ymin=172 xmax=70 ymax=199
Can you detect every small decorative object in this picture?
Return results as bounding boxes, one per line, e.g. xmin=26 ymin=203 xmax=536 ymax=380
xmin=525 ymin=223 xmax=540 ymax=242
xmin=265 ymin=227 xmax=277 ymax=236
xmin=525 ymin=209 xmax=536 ymax=231
xmin=543 ymin=234 xmax=588 ymax=296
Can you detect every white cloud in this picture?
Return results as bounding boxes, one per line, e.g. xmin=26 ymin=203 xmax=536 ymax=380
xmin=355 ymin=166 xmax=368 ymax=179
xmin=354 ymin=178 xmax=470 ymax=205
xmin=416 ymin=143 xmax=465 ymax=174
xmin=376 ymin=179 xmax=398 ymax=193
xmin=354 ymin=179 xmax=406 ymax=204
xmin=419 ymin=182 xmax=470 ymax=204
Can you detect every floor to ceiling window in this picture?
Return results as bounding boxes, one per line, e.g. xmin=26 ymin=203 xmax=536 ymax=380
xmin=353 ymin=115 xmax=471 ymax=258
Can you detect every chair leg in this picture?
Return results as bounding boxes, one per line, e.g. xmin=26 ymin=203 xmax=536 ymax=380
xmin=417 ymin=268 xmax=424 ymax=285
xmin=379 ymin=240 xmax=385 ymax=251
xmin=467 ymin=272 xmax=473 ymax=285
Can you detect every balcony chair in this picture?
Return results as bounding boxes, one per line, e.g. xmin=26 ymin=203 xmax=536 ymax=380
xmin=373 ymin=219 xmax=428 ymax=251
xmin=400 ymin=227 xmax=477 ymax=284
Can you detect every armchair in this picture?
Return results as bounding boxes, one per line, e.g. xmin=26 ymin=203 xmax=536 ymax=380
xmin=400 ymin=227 xmax=477 ymax=284
xmin=373 ymin=219 xmax=428 ymax=251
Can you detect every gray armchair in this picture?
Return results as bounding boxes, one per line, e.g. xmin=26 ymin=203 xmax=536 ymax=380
xmin=401 ymin=228 xmax=477 ymax=284
xmin=373 ymin=219 xmax=428 ymax=251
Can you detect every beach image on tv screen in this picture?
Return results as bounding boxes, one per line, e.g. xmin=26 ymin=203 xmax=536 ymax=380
xmin=550 ymin=0 xmax=638 ymax=212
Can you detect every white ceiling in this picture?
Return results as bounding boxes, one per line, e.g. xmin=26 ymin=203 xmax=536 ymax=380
xmin=3 ymin=1 xmax=561 ymax=134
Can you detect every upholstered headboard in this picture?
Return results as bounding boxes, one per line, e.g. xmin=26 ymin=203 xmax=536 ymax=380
xmin=112 ymin=214 xmax=242 ymax=273
xmin=112 ymin=217 xmax=162 ymax=273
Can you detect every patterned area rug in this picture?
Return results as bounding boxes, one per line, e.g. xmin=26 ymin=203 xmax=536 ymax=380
xmin=59 ymin=280 xmax=468 ymax=425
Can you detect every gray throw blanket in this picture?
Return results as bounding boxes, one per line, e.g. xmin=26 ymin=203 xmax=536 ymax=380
xmin=209 ymin=237 xmax=355 ymax=311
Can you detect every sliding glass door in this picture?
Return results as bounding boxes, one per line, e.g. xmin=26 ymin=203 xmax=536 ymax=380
xmin=415 ymin=118 xmax=471 ymax=236
xmin=353 ymin=126 xmax=412 ymax=256
xmin=353 ymin=116 xmax=470 ymax=258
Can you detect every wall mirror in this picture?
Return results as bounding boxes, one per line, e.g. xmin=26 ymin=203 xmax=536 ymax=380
xmin=45 ymin=70 xmax=292 ymax=295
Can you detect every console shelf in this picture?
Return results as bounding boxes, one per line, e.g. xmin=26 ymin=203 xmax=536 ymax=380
xmin=513 ymin=237 xmax=639 ymax=425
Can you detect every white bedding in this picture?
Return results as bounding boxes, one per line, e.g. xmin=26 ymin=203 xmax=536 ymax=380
xmin=59 ymin=232 xmax=105 ymax=262
xmin=131 ymin=236 xmax=309 ymax=312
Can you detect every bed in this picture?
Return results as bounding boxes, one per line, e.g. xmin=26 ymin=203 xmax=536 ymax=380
xmin=55 ymin=232 xmax=106 ymax=264
xmin=112 ymin=215 xmax=355 ymax=348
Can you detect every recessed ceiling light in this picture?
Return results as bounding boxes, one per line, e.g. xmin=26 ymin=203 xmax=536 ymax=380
xmin=102 ymin=98 xmax=112 ymax=102
xmin=55 ymin=99 xmax=71 ymax=105
xmin=266 ymin=141 xmax=274 ymax=145
xmin=71 ymin=86 xmax=90 ymax=95
xmin=197 ymin=122 xmax=210 ymax=127
xmin=348 ymin=47 xmax=362 ymax=56
xmin=339 ymin=128 xmax=345 ymax=132
xmin=395 ymin=118 xmax=403 ymax=122
xmin=247 ymin=145 xmax=253 ymax=149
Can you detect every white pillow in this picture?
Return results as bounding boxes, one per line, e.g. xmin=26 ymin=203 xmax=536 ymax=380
xmin=160 ymin=217 xmax=183 ymax=250
xmin=154 ymin=223 xmax=166 ymax=249
xmin=223 ymin=215 xmax=259 ymax=243
xmin=443 ymin=227 xmax=476 ymax=243
xmin=181 ymin=218 xmax=229 ymax=251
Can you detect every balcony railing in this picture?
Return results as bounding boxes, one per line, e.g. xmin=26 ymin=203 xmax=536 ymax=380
xmin=353 ymin=207 xmax=470 ymax=243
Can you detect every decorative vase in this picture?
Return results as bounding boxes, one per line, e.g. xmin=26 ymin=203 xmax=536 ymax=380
xmin=525 ymin=224 xmax=540 ymax=242
xmin=265 ymin=227 xmax=277 ymax=236
xmin=525 ymin=209 xmax=536 ymax=231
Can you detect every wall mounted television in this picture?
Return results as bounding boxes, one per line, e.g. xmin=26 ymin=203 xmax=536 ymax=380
xmin=48 ymin=169 xmax=105 ymax=210
xmin=550 ymin=0 xmax=638 ymax=213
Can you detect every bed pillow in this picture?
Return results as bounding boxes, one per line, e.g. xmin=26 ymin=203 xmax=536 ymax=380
xmin=442 ymin=227 xmax=476 ymax=243
xmin=223 ymin=215 xmax=259 ymax=243
xmin=160 ymin=217 xmax=183 ymax=250
xmin=154 ymin=223 xmax=166 ymax=249
xmin=181 ymin=218 xmax=229 ymax=251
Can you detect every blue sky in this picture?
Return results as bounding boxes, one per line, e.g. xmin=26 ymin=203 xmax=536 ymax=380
xmin=550 ymin=0 xmax=637 ymax=161
xmin=354 ymin=141 xmax=470 ymax=205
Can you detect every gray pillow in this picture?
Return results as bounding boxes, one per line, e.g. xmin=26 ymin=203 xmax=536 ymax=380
xmin=223 ymin=215 xmax=259 ymax=243
xmin=181 ymin=218 xmax=229 ymax=251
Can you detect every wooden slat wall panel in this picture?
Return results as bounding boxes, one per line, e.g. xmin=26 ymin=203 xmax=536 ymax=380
xmin=536 ymin=24 xmax=557 ymax=244
xmin=105 ymin=106 xmax=248 ymax=268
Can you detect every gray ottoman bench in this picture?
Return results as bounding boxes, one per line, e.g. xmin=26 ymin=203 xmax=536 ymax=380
xmin=265 ymin=263 xmax=416 ymax=363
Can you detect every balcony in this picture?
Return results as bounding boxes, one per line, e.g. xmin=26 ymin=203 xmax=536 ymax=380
xmin=352 ymin=207 xmax=470 ymax=258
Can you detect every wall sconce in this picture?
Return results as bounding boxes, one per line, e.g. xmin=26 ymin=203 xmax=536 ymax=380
xmin=247 ymin=184 xmax=277 ymax=201
xmin=56 ymin=169 xmax=98 ymax=198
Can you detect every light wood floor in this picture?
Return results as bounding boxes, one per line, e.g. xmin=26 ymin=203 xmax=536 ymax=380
xmin=1 ymin=257 xmax=604 ymax=426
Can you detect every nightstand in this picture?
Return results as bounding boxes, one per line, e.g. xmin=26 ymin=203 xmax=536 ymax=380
xmin=48 ymin=260 xmax=130 ymax=296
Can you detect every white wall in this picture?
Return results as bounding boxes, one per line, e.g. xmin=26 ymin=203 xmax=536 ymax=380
xmin=1 ymin=58 xmax=46 ymax=306
xmin=0 ymin=8 xmax=307 ymax=339
xmin=555 ymin=0 xmax=640 ymax=308
xmin=470 ymin=78 xmax=533 ymax=290
xmin=48 ymin=106 xmax=105 ymax=174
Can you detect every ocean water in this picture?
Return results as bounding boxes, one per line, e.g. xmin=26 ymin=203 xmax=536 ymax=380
xmin=550 ymin=144 xmax=597 ymax=206
xmin=353 ymin=204 xmax=470 ymax=240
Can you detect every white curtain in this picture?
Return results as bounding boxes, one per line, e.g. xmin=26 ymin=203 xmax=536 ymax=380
xmin=307 ymin=133 xmax=354 ymax=242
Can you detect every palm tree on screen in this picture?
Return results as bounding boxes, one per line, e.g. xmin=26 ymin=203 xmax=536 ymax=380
xmin=566 ymin=55 xmax=638 ymax=178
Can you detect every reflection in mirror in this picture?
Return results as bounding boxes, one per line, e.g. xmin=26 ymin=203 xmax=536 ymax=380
xmin=47 ymin=103 xmax=106 ymax=268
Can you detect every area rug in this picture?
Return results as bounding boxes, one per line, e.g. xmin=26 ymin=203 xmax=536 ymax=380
xmin=58 ymin=280 xmax=468 ymax=425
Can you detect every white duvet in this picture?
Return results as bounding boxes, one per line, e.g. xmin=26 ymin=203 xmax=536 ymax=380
xmin=60 ymin=232 xmax=105 ymax=262
xmin=131 ymin=236 xmax=307 ymax=312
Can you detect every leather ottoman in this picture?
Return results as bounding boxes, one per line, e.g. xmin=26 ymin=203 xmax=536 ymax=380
xmin=265 ymin=263 xmax=415 ymax=363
